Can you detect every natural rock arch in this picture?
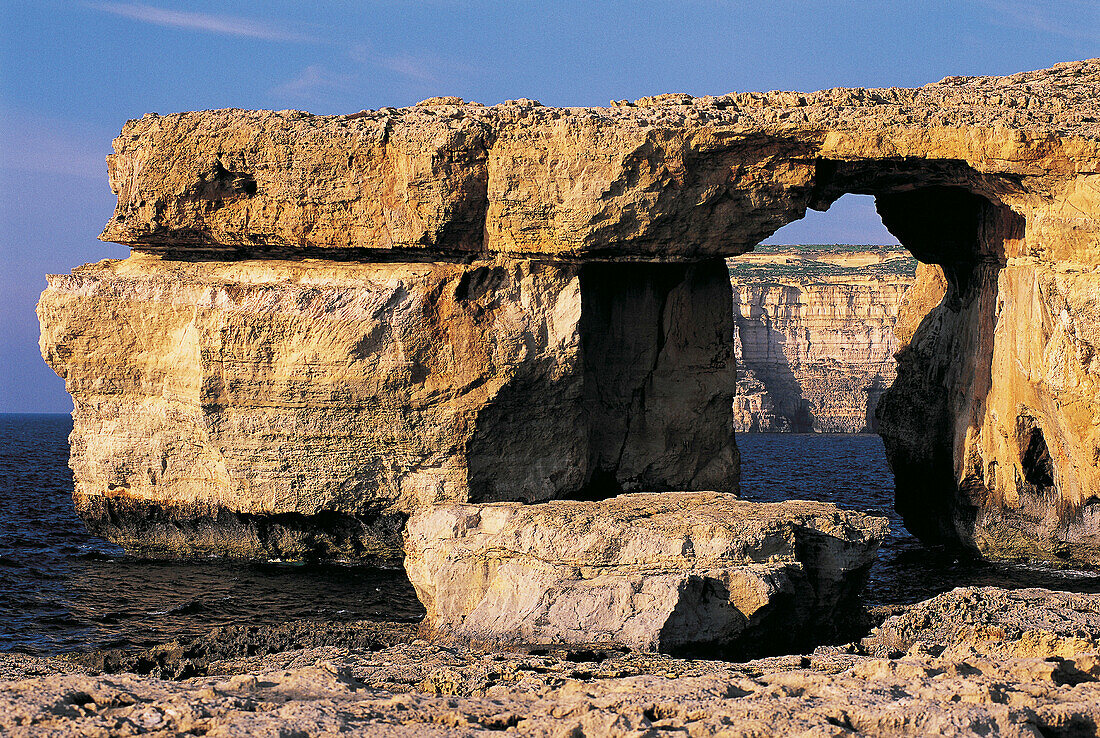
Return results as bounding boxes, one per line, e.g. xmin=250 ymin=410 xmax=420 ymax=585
xmin=745 ymin=179 xmax=1033 ymax=555
xmin=39 ymin=59 xmax=1100 ymax=566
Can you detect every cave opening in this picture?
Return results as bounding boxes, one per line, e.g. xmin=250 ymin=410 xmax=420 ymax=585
xmin=1021 ymin=423 xmax=1056 ymax=493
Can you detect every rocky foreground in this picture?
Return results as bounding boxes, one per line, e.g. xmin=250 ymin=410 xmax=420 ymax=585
xmin=4 ymin=587 xmax=1100 ymax=736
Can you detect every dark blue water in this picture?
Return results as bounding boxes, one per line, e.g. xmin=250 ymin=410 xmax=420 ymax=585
xmin=2 ymin=416 xmax=1097 ymax=656
xmin=0 ymin=414 xmax=423 ymax=655
xmin=737 ymin=433 xmax=1100 ymax=607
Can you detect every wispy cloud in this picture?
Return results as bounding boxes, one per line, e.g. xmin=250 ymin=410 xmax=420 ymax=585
xmin=978 ymin=0 xmax=1100 ymax=43
xmin=87 ymin=2 xmax=317 ymax=43
xmin=376 ymin=53 xmax=440 ymax=83
xmin=270 ymin=46 xmax=481 ymax=107
xmin=270 ymin=65 xmax=356 ymax=103
xmin=349 ymin=44 xmax=480 ymax=85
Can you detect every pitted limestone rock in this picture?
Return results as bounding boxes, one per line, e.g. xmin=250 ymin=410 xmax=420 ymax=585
xmin=403 ymin=492 xmax=889 ymax=656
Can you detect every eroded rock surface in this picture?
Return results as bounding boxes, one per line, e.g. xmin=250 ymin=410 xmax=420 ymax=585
xmin=100 ymin=62 xmax=1100 ymax=263
xmin=729 ymin=244 xmax=915 ymax=432
xmin=4 ymin=587 xmax=1100 ymax=736
xmin=404 ymin=492 xmax=888 ymax=656
xmin=38 ymin=256 xmax=737 ymax=559
xmin=864 ymin=586 xmax=1100 ymax=658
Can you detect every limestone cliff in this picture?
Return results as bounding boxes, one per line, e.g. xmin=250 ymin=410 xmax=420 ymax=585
xmin=40 ymin=58 xmax=1100 ymax=565
xmin=730 ymin=244 xmax=915 ymax=433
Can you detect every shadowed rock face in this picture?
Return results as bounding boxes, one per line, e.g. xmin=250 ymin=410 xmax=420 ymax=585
xmin=39 ymin=58 xmax=1100 ymax=564
xmin=876 ymin=193 xmax=1100 ymax=567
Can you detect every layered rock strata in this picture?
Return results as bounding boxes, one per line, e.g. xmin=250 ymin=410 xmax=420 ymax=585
xmin=730 ymin=244 xmax=915 ymax=433
xmin=40 ymin=58 xmax=1100 ymax=564
xmin=4 ymin=588 xmax=1100 ymax=736
xmin=404 ymin=492 xmax=888 ymax=656
xmin=38 ymin=256 xmax=737 ymax=559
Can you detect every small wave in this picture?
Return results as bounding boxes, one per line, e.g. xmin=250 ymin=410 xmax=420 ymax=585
xmin=148 ymin=600 xmax=207 ymax=616
xmin=76 ymin=551 xmax=116 ymax=561
xmin=1002 ymin=560 xmax=1100 ymax=581
xmin=262 ymin=558 xmax=308 ymax=567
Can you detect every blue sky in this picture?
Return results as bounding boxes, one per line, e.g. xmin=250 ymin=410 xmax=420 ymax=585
xmin=2 ymin=1 xmax=1097 ymax=412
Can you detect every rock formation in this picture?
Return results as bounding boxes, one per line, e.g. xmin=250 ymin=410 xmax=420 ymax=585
xmin=730 ymin=244 xmax=915 ymax=433
xmin=38 ymin=256 xmax=737 ymax=559
xmin=40 ymin=58 xmax=1100 ymax=565
xmin=404 ymin=493 xmax=888 ymax=656
xmin=4 ymin=587 xmax=1100 ymax=735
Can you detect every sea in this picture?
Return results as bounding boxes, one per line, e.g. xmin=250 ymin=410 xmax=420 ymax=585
xmin=3 ymin=413 xmax=1099 ymax=656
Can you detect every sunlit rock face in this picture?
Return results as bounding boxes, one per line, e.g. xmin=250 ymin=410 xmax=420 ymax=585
xmin=39 ymin=58 xmax=1100 ymax=565
xmin=729 ymin=245 xmax=915 ymax=433
xmin=38 ymin=256 xmax=738 ymax=559
xmin=404 ymin=493 xmax=888 ymax=656
xmin=875 ymin=187 xmax=1100 ymax=567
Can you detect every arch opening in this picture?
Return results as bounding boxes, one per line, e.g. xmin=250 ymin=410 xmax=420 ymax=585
xmin=731 ymin=193 xmax=915 ymax=436
xmin=736 ymin=181 xmax=1032 ymax=560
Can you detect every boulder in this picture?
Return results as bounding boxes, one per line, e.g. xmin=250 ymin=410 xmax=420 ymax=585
xmin=403 ymin=492 xmax=889 ymax=656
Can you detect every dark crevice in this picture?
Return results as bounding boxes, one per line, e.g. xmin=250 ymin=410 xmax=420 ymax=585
xmin=567 ymin=468 xmax=623 ymax=502
xmin=75 ymin=493 xmax=406 ymax=563
xmin=191 ymin=161 xmax=258 ymax=202
xmin=453 ymin=265 xmax=506 ymax=302
xmin=1022 ymin=426 xmax=1056 ymax=491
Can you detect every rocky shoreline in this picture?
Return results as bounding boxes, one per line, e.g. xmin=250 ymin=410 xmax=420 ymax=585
xmin=4 ymin=587 xmax=1099 ymax=736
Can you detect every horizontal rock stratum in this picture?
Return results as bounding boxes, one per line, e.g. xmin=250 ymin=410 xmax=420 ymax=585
xmin=39 ymin=256 xmax=738 ymax=559
xmin=404 ymin=493 xmax=889 ymax=656
xmin=40 ymin=58 xmax=1100 ymax=565
xmin=102 ymin=61 xmax=1100 ymax=262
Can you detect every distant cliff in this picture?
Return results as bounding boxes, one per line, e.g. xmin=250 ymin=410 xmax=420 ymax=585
xmin=730 ymin=245 xmax=917 ymax=433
